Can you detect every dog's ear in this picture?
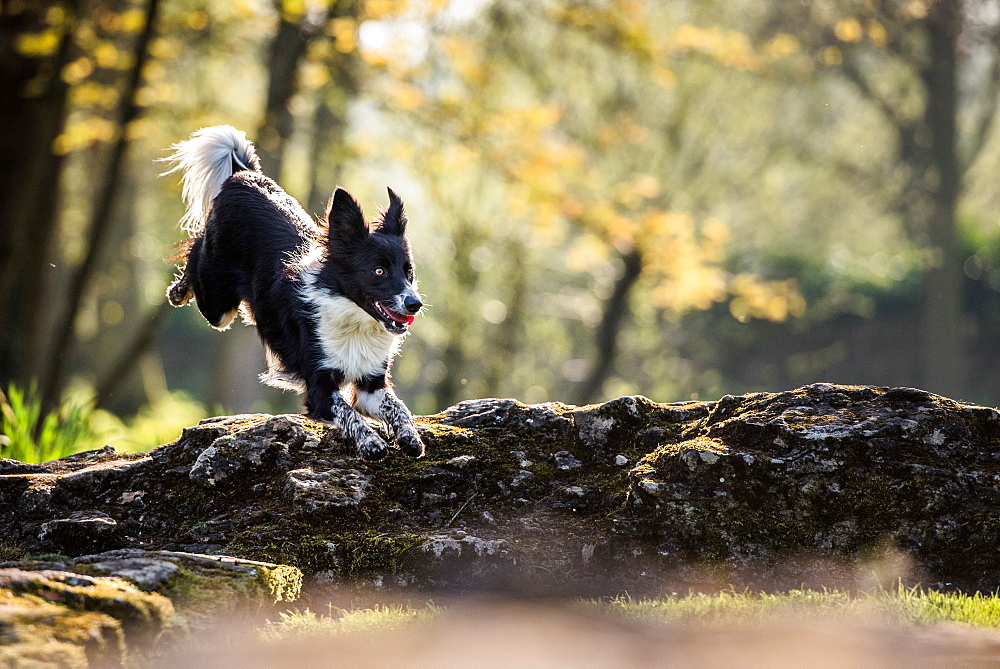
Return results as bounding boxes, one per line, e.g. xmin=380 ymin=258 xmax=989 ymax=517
xmin=326 ymin=188 xmax=368 ymax=240
xmin=380 ymin=187 xmax=407 ymax=237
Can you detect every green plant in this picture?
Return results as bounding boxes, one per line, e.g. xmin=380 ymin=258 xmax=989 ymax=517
xmin=589 ymin=584 xmax=1000 ymax=629
xmin=260 ymin=603 xmax=442 ymax=642
xmin=0 ymin=383 xmax=98 ymax=463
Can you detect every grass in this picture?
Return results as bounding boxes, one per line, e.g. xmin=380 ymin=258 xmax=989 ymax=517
xmin=593 ymin=584 xmax=1000 ymax=629
xmin=0 ymin=383 xmax=97 ymax=463
xmin=260 ymin=586 xmax=1000 ymax=644
xmin=0 ymin=382 xmax=209 ymax=463
xmin=260 ymin=603 xmax=442 ymax=642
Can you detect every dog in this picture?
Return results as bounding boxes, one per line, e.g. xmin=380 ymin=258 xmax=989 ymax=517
xmin=163 ymin=125 xmax=424 ymax=460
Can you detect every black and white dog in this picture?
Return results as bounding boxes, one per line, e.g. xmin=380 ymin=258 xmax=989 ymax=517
xmin=164 ymin=125 xmax=424 ymax=460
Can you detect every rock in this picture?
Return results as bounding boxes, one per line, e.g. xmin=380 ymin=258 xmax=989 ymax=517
xmin=1 ymin=385 xmax=999 ymax=594
xmin=87 ymin=555 xmax=180 ymax=590
xmin=188 ymin=415 xmax=302 ymax=487
xmin=38 ymin=510 xmax=122 ymax=554
xmin=626 ymin=384 xmax=1000 ymax=586
xmin=0 ymin=565 xmax=173 ymax=665
xmin=553 ymin=451 xmax=582 ymax=470
xmin=284 ymin=468 xmax=371 ymax=512
xmin=0 ymin=549 xmax=302 ymax=664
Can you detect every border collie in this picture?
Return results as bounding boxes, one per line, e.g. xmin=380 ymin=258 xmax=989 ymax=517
xmin=163 ymin=125 xmax=424 ymax=460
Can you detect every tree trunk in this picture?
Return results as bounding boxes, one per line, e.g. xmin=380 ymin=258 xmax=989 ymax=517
xmin=0 ymin=1 xmax=81 ymax=388
xmin=432 ymin=223 xmax=483 ymax=409
xmin=918 ymin=3 xmax=965 ymax=398
xmin=255 ymin=8 xmax=311 ymax=177
xmin=575 ymin=248 xmax=643 ymax=405
xmin=482 ymin=239 xmax=527 ymax=398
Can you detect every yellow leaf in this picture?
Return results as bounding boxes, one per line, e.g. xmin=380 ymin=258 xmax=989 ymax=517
xmin=300 ymin=61 xmax=330 ymax=89
xmin=867 ymin=20 xmax=888 ymax=48
xmin=329 ymin=16 xmax=357 ymax=53
xmin=364 ymin=0 xmax=409 ymax=20
xmin=834 ymin=18 xmax=863 ymax=43
xmin=391 ymin=83 xmax=423 ymax=110
xmin=46 ymin=6 xmax=66 ymax=26
xmin=904 ymin=0 xmax=928 ymax=20
xmin=653 ymin=66 xmax=676 ymax=86
xmin=185 ymin=10 xmax=209 ymax=31
xmin=821 ymin=45 xmax=842 ymax=66
xmin=728 ymin=275 xmax=805 ymax=322
xmin=281 ymin=0 xmax=307 ymax=22
xmin=120 ymin=8 xmax=147 ymax=34
xmin=16 ymin=29 xmax=61 ymax=57
xmin=149 ymin=38 xmax=179 ymax=60
xmin=142 ymin=59 xmax=165 ymax=82
xmin=764 ymin=33 xmax=799 ymax=61
xmin=62 ymin=57 xmax=94 ymax=85
xmin=93 ymin=41 xmax=119 ymax=68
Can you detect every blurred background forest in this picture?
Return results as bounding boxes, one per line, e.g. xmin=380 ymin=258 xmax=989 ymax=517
xmin=3 ymin=0 xmax=1000 ymax=454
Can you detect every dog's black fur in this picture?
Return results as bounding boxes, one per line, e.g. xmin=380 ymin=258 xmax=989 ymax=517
xmin=165 ymin=126 xmax=424 ymax=460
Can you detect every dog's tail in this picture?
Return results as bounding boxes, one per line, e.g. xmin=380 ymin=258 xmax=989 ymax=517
xmin=161 ymin=125 xmax=260 ymax=235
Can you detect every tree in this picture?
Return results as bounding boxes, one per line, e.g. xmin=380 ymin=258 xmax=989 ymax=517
xmin=358 ymin=0 xmax=807 ymax=407
xmin=40 ymin=0 xmax=162 ymax=413
xmin=763 ymin=0 xmax=1000 ymax=397
xmin=0 ymin=1 xmax=81 ymax=389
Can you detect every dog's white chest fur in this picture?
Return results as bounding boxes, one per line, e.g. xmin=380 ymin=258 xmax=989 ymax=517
xmin=309 ymin=294 xmax=402 ymax=381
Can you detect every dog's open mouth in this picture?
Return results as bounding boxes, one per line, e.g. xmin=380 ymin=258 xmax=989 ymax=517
xmin=373 ymin=300 xmax=415 ymax=334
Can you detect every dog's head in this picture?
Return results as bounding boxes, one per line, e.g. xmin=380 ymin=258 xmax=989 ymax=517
xmin=322 ymin=187 xmax=423 ymax=334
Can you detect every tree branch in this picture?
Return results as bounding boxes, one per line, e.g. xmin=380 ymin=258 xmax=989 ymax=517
xmin=839 ymin=55 xmax=905 ymax=128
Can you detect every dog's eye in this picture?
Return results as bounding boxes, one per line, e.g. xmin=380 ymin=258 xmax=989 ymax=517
xmin=374 ymin=267 xmax=384 ymax=276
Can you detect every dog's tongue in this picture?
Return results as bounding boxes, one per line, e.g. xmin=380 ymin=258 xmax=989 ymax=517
xmin=386 ymin=307 xmax=415 ymax=326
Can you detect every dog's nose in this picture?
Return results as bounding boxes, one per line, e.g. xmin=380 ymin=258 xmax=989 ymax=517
xmin=404 ymin=295 xmax=423 ymax=314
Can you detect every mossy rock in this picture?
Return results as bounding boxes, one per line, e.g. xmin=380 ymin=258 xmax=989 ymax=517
xmin=0 ymin=593 xmax=122 ymax=668
xmin=2 ymin=384 xmax=1000 ymax=594
xmin=0 ymin=567 xmax=172 ymax=666
xmin=0 ymin=550 xmax=302 ymax=665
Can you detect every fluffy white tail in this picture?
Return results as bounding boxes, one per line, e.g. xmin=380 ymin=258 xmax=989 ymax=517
xmin=162 ymin=125 xmax=259 ymax=234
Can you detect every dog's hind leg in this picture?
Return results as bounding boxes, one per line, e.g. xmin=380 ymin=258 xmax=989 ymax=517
xmin=167 ymin=238 xmax=197 ymax=307
xmin=185 ymin=246 xmax=244 ymax=330
xmin=193 ymin=278 xmax=241 ymax=329
xmin=167 ymin=270 xmax=193 ymax=307
xmin=354 ymin=374 xmax=424 ymax=457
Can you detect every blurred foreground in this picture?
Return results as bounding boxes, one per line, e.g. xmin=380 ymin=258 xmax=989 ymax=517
xmin=162 ymin=596 xmax=1000 ymax=668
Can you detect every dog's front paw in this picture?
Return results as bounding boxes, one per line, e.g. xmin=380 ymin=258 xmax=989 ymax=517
xmin=357 ymin=433 xmax=390 ymax=461
xmin=396 ymin=429 xmax=424 ymax=458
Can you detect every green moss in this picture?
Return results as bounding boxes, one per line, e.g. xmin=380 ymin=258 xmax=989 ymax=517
xmin=158 ymin=560 xmax=299 ymax=613
xmin=0 ymin=540 xmax=27 ymax=562
xmin=26 ymin=553 xmax=71 ymax=563
xmin=0 ymin=573 xmax=173 ymax=665
xmin=257 ymin=563 xmax=303 ymax=603
xmin=0 ymin=594 xmax=122 ymax=668
xmin=232 ymin=531 xmax=425 ymax=580
xmin=340 ymin=534 xmax=425 ymax=576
